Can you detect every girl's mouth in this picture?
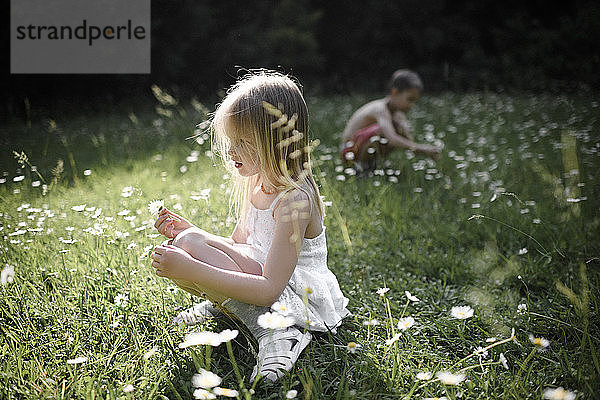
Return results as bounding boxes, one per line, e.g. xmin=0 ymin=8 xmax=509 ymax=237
xmin=234 ymin=161 xmax=243 ymax=169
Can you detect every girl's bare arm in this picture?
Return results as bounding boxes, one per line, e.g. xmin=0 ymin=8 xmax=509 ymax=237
xmin=151 ymin=190 xmax=311 ymax=306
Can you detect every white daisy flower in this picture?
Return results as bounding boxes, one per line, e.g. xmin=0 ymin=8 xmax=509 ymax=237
xmin=179 ymin=331 xmax=223 ymax=348
xmin=67 ymin=356 xmax=88 ymax=365
xmin=114 ymin=293 xmax=128 ymax=308
xmin=451 ymin=305 xmax=474 ymax=320
xmin=212 ymin=387 xmax=239 ymax=397
xmin=435 ymin=371 xmax=465 ymax=385
xmin=257 ymin=311 xmax=295 ymax=330
xmin=542 ymin=387 xmax=576 ymax=400
xmin=192 ymin=369 xmax=222 ymax=389
xmin=286 ymin=389 xmax=298 ymax=399
xmin=271 ymin=301 xmax=291 ymax=315
xmin=405 ymin=290 xmax=420 ymax=302
xmin=346 ymin=342 xmax=361 ymax=353
xmin=193 ymin=388 xmax=216 ymax=399
xmin=529 ymin=334 xmax=550 ymax=349
xmin=1 ymin=265 xmax=15 ymax=286
xmin=499 ymin=352 xmax=509 ymax=369
xmin=398 ymin=316 xmax=415 ymax=331
xmin=385 ymin=333 xmax=401 ymax=346
xmin=121 ymin=186 xmax=134 ymax=198
xmin=218 ymin=329 xmax=239 ymax=343
xmin=147 ymin=199 xmax=164 ymax=216
xmin=71 ymin=204 xmax=86 ymax=212
xmin=376 ymin=287 xmax=390 ymax=296
xmin=416 ymin=371 xmax=432 ymax=380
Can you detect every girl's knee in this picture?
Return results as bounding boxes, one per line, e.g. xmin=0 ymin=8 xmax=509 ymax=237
xmin=172 ymin=228 xmax=209 ymax=252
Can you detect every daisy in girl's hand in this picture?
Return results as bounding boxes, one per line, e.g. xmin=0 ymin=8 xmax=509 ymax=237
xmin=148 ymin=199 xmax=164 ymax=216
xmin=153 ymin=206 xmax=193 ymax=238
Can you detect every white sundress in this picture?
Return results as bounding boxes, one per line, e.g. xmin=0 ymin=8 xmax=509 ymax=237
xmin=236 ymin=188 xmax=351 ymax=333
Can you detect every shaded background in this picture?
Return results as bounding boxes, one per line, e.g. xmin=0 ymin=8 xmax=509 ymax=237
xmin=3 ymin=0 xmax=600 ymax=120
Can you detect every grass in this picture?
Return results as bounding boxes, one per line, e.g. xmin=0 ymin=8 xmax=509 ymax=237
xmin=1 ymin=90 xmax=599 ymax=399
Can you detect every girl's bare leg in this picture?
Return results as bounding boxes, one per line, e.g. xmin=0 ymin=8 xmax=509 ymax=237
xmin=167 ymin=227 xmax=263 ymax=304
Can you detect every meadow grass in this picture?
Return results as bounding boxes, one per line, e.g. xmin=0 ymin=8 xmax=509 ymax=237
xmin=1 ymin=91 xmax=599 ymax=399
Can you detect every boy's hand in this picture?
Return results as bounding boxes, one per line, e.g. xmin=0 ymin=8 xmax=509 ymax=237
xmin=419 ymin=145 xmax=441 ymax=161
xmin=154 ymin=207 xmax=194 ymax=238
xmin=151 ymin=244 xmax=195 ymax=279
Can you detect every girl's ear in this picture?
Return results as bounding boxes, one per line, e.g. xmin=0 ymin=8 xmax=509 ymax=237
xmin=390 ymin=87 xmax=399 ymax=96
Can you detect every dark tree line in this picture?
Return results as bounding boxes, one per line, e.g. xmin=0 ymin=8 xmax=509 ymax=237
xmin=3 ymin=0 xmax=599 ymax=116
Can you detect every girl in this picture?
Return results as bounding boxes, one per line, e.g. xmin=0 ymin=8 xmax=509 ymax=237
xmin=150 ymin=71 xmax=350 ymax=382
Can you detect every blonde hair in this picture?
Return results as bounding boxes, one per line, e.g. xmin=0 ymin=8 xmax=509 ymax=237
xmin=211 ymin=71 xmax=324 ymax=224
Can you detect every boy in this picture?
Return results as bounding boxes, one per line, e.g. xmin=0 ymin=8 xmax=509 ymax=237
xmin=341 ymin=69 xmax=441 ymax=168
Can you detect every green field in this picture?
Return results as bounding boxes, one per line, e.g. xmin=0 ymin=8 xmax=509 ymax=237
xmin=1 ymin=91 xmax=599 ymax=399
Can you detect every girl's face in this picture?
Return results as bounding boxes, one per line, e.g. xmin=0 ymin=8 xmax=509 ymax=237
xmin=228 ymin=137 xmax=260 ymax=177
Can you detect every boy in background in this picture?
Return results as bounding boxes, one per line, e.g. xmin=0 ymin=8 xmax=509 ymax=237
xmin=341 ymin=69 xmax=441 ymax=169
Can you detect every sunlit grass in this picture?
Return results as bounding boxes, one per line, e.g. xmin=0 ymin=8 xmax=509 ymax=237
xmin=1 ymin=91 xmax=599 ymax=399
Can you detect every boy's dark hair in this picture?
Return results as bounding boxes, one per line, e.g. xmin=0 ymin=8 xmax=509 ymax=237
xmin=388 ymin=69 xmax=423 ymax=92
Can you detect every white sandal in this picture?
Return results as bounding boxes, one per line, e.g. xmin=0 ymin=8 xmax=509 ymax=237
xmin=173 ymin=300 xmax=222 ymax=326
xmin=250 ymin=326 xmax=312 ymax=382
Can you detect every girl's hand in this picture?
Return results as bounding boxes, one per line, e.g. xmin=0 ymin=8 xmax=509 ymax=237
xmin=154 ymin=207 xmax=194 ymax=238
xmin=150 ymin=244 xmax=196 ymax=279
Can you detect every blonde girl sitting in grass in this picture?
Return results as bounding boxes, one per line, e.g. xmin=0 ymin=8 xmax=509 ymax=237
xmin=150 ymin=71 xmax=350 ymax=382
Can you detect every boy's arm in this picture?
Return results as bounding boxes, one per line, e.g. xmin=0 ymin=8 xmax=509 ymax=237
xmin=392 ymin=111 xmax=414 ymax=141
xmin=376 ymin=116 xmax=440 ymax=159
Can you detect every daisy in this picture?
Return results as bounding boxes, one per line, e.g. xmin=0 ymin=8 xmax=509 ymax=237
xmin=398 ymin=316 xmax=415 ymax=331
xmin=72 ymin=204 xmax=86 ymax=212
xmin=346 ymin=342 xmax=361 ymax=353
xmin=435 ymin=371 xmax=465 ymax=385
xmin=286 ymin=389 xmax=298 ymax=399
xmin=212 ymin=387 xmax=239 ymax=397
xmin=147 ymin=199 xmax=164 ymax=216
xmin=192 ymin=369 xmax=222 ymax=389
xmin=218 ymin=329 xmax=239 ymax=343
xmin=405 ymin=290 xmax=420 ymax=302
xmin=122 ymin=384 xmax=134 ymax=393
xmin=499 ymin=352 xmax=509 ymax=369
xmin=542 ymin=387 xmax=576 ymax=400
xmin=1 ymin=265 xmax=15 ymax=286
xmin=376 ymin=287 xmax=390 ymax=297
xmin=271 ymin=301 xmax=291 ymax=315
xmin=193 ymin=388 xmax=216 ymax=399
xmin=114 ymin=293 xmax=129 ymax=308
xmin=529 ymin=334 xmax=550 ymax=349
xmin=257 ymin=311 xmax=295 ymax=330
xmin=121 ymin=186 xmax=134 ymax=198
xmin=385 ymin=333 xmax=401 ymax=346
xmin=451 ymin=305 xmax=474 ymax=320
xmin=416 ymin=371 xmax=432 ymax=380
xmin=179 ymin=331 xmax=223 ymax=348
xmin=67 ymin=356 xmax=88 ymax=365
